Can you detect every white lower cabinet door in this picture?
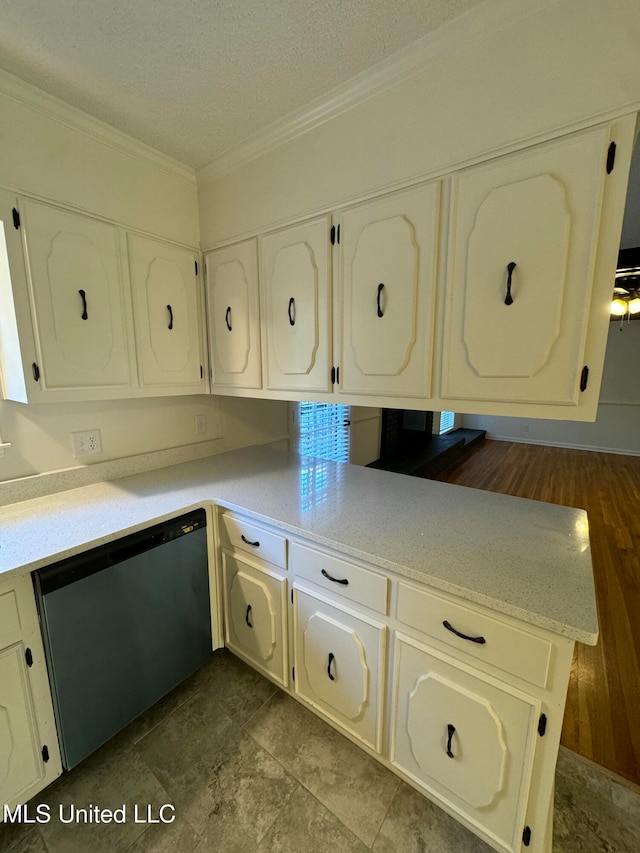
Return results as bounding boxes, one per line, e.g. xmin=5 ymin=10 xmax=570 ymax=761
xmin=293 ymin=587 xmax=386 ymax=752
xmin=223 ymin=553 xmax=288 ymax=687
xmin=392 ymin=634 xmax=540 ymax=853
xmin=0 ymin=644 xmax=44 ymax=808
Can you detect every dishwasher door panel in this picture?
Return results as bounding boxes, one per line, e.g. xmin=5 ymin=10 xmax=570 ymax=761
xmin=38 ymin=524 xmax=210 ymax=769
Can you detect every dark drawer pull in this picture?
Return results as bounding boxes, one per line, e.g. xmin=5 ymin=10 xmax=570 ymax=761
xmin=443 ymin=620 xmax=486 ymax=645
xmin=241 ymin=534 xmax=260 ymax=548
xmin=246 ymin=604 xmax=253 ymax=628
xmin=504 ymin=261 xmax=517 ymax=306
xmin=327 ymin=652 xmax=336 ymax=681
xmin=288 ymin=296 xmax=296 ymax=326
xmin=321 ymin=568 xmax=349 ymax=586
xmin=446 ymin=723 xmax=456 ymax=759
xmin=167 ymin=304 xmax=174 ymax=330
xmin=376 ymin=282 xmax=385 ymax=317
xmin=78 ymin=289 xmax=88 ymax=320
xmin=225 ymin=306 xmax=232 ymax=331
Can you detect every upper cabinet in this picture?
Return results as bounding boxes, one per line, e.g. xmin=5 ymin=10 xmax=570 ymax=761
xmin=21 ymin=199 xmax=133 ymax=393
xmin=338 ymin=184 xmax=439 ymax=399
xmin=441 ymin=126 xmax=615 ymax=407
xmin=128 ymin=234 xmax=204 ymax=391
xmin=0 ymin=194 xmax=205 ymax=403
xmin=260 ymin=216 xmax=332 ymax=394
xmin=205 ymin=239 xmax=262 ymax=390
xmin=200 ymin=115 xmax=635 ymax=420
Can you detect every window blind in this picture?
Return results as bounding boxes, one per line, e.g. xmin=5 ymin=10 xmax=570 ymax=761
xmin=294 ymin=402 xmax=351 ymax=463
xmin=439 ymin=411 xmax=455 ymax=434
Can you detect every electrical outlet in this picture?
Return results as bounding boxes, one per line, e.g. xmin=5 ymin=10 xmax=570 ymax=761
xmin=522 ymin=422 xmax=530 ymax=433
xmin=72 ymin=429 xmax=102 ymax=458
xmin=196 ymin=414 xmax=207 ymax=435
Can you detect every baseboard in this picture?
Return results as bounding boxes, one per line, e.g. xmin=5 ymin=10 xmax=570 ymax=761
xmin=486 ymin=435 xmax=640 ymax=457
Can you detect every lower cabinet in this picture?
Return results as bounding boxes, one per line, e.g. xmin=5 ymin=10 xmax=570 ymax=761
xmin=219 ymin=518 xmax=573 ymax=853
xmin=391 ymin=634 xmax=540 ymax=853
xmin=292 ymin=586 xmax=387 ymax=752
xmin=0 ymin=574 xmax=61 ymax=811
xmin=222 ymin=552 xmax=288 ymax=688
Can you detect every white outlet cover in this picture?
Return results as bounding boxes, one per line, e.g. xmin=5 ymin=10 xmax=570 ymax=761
xmin=71 ymin=429 xmax=102 ymax=458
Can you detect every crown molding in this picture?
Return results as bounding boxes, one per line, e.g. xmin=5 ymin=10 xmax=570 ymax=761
xmin=197 ymin=0 xmax=562 ymax=184
xmin=0 ymin=68 xmax=196 ymax=185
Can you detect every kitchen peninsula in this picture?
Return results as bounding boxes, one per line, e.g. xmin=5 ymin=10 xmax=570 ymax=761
xmin=0 ymin=446 xmax=597 ymax=852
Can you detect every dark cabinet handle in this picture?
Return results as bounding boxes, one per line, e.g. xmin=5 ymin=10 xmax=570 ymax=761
xmin=504 ymin=262 xmax=517 ymax=306
xmin=376 ymin=282 xmax=385 ymax=317
xmin=321 ymin=568 xmax=349 ymax=586
xmin=446 ymin=724 xmax=456 ymax=759
xmin=246 ymin=605 xmax=253 ymax=628
xmin=288 ymin=296 xmax=295 ymax=326
xmin=327 ymin=652 xmax=336 ymax=681
xmin=241 ymin=534 xmax=260 ymax=548
xmin=443 ymin=620 xmax=486 ymax=645
xmin=78 ymin=289 xmax=88 ymax=320
xmin=225 ymin=306 xmax=232 ymax=331
xmin=167 ymin=304 xmax=174 ymax=330
xmin=32 ymin=363 xmax=40 ymax=382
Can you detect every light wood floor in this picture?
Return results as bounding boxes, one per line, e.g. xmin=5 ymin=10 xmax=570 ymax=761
xmin=437 ymin=439 xmax=640 ymax=786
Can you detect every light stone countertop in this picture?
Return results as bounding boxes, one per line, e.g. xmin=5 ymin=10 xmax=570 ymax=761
xmin=0 ymin=445 xmax=598 ymax=643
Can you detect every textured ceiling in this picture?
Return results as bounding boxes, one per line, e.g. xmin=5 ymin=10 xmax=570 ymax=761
xmin=0 ymin=0 xmax=485 ymax=169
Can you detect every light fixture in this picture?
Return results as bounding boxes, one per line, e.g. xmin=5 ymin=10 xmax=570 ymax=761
xmin=611 ymin=297 xmax=628 ymax=316
xmin=611 ymin=247 xmax=640 ymax=327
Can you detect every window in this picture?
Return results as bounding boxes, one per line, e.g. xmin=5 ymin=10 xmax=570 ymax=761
xmin=293 ymin=402 xmax=351 ymax=462
xmin=439 ymin=411 xmax=455 ymax=434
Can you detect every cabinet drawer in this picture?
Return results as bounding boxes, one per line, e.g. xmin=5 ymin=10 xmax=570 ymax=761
xmin=290 ymin=542 xmax=389 ymax=615
xmin=220 ymin=512 xmax=287 ymax=569
xmin=397 ymin=582 xmax=552 ymax=688
xmin=0 ymin=588 xmax=22 ymax=647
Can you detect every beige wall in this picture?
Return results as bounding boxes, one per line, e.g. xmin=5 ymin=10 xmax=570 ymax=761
xmin=0 ymin=395 xmax=289 ymax=482
xmin=0 ymin=76 xmax=199 ymax=246
xmin=198 ymin=0 xmax=640 ymax=247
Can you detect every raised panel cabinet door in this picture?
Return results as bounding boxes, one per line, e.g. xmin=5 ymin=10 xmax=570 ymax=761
xmin=442 ymin=126 xmax=611 ymax=406
xmin=206 ymin=240 xmax=262 ymax=389
xmin=293 ymin=587 xmax=386 ymax=751
xmin=223 ymin=553 xmax=288 ymax=687
xmin=261 ymin=217 xmax=332 ymax=393
xmin=20 ymin=199 xmax=132 ymax=390
xmin=0 ymin=644 xmax=43 ymax=808
xmin=392 ymin=635 xmax=540 ymax=852
xmin=128 ymin=234 xmax=203 ymax=388
xmin=338 ymin=183 xmax=440 ymax=398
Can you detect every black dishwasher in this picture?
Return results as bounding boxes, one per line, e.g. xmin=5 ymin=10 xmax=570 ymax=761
xmin=33 ymin=508 xmax=211 ymax=770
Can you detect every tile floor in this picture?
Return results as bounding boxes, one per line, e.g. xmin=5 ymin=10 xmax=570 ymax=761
xmin=1 ymin=650 xmax=639 ymax=853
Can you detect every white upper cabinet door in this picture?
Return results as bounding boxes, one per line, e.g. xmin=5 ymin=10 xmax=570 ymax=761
xmin=206 ymin=239 xmax=262 ymax=389
xmin=261 ymin=216 xmax=332 ymax=393
xmin=338 ymin=183 xmax=440 ymax=399
xmin=442 ymin=126 xmax=611 ymax=406
xmin=128 ymin=234 xmax=203 ymax=389
xmin=20 ymin=199 xmax=132 ymax=391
